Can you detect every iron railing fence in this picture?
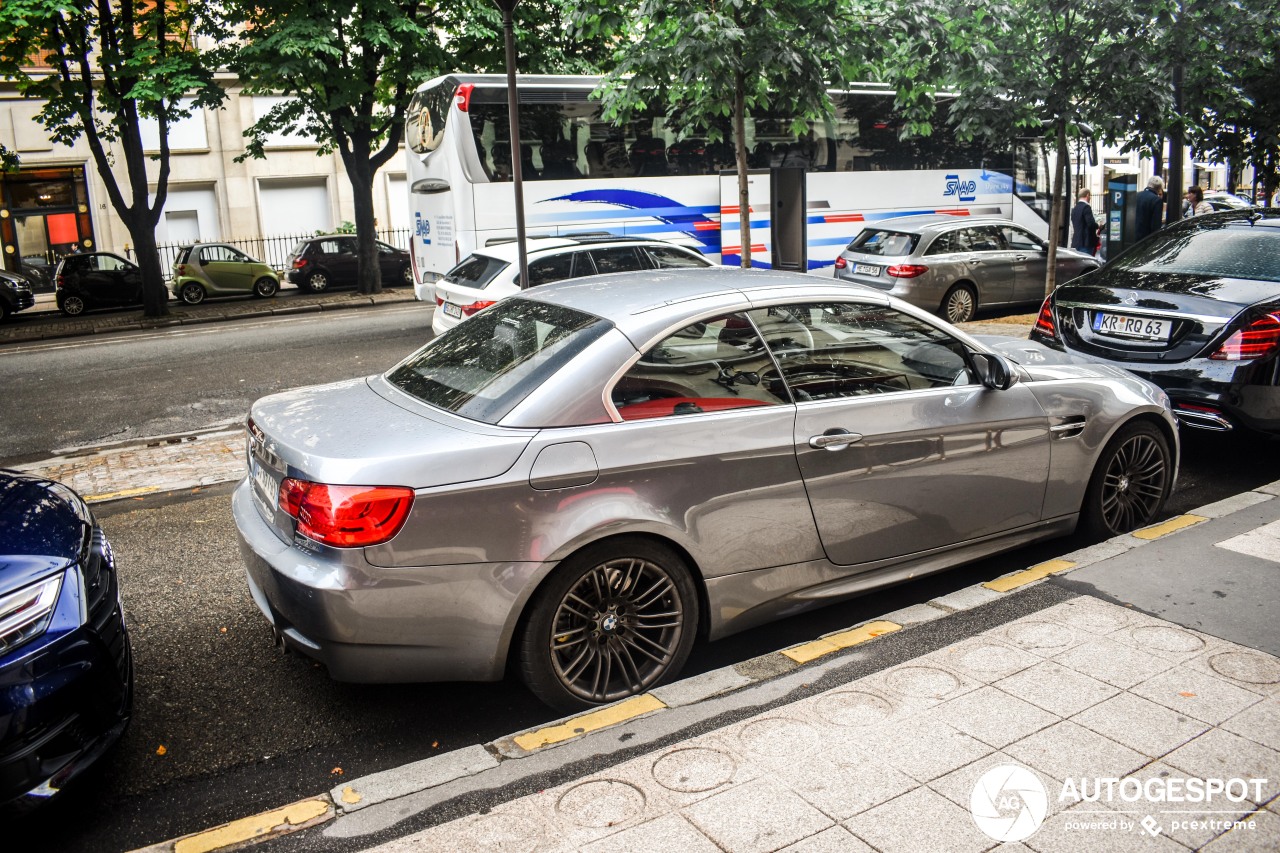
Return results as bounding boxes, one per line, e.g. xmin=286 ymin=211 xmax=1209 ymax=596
xmin=154 ymin=228 xmax=411 ymax=280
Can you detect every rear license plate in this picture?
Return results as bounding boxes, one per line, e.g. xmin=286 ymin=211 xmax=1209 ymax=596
xmin=249 ymin=457 xmax=279 ymax=511
xmin=442 ymin=302 xmax=462 ymax=319
xmin=1093 ymin=312 xmax=1170 ymax=341
xmin=854 ymin=263 xmax=881 ymax=276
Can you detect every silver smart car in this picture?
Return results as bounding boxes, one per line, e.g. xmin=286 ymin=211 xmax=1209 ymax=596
xmin=234 ymin=267 xmax=1176 ymax=710
xmin=834 ymin=215 xmax=1101 ymax=323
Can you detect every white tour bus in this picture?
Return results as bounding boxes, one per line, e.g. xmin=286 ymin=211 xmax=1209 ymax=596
xmin=404 ymin=74 xmax=1053 ymax=295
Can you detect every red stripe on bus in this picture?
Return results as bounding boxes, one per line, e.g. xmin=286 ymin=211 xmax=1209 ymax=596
xmin=822 ymin=214 xmax=865 ymax=223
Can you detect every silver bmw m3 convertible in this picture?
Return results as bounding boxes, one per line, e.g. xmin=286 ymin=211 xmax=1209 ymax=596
xmin=233 ymin=267 xmax=1178 ymax=709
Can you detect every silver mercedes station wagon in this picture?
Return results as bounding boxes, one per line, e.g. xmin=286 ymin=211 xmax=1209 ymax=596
xmin=233 ymin=267 xmax=1178 ymax=710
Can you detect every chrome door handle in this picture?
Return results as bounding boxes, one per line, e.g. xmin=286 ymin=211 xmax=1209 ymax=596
xmin=809 ymin=430 xmax=863 ymax=450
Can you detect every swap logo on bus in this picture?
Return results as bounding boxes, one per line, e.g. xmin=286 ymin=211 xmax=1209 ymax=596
xmin=415 ymin=211 xmax=431 ymax=245
xmin=944 ymin=173 xmax=978 ymax=203
xmin=969 ymin=764 xmax=1269 ymax=843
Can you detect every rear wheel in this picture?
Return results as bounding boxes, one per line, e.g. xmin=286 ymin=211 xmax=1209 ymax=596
xmin=401 ymin=264 xmax=413 ymax=285
xmin=941 ymin=283 xmax=977 ymax=324
xmin=253 ymin=277 xmax=279 ymax=298
xmin=307 ymin=271 xmax=329 ymax=293
xmin=519 ymin=538 xmax=698 ymax=711
xmin=59 ymin=294 xmax=86 ymax=316
xmin=179 ymin=282 xmax=206 ymax=305
xmin=1081 ymin=421 xmax=1172 ymax=538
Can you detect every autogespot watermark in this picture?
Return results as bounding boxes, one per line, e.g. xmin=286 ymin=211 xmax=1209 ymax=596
xmin=969 ymin=764 xmax=1269 ymax=842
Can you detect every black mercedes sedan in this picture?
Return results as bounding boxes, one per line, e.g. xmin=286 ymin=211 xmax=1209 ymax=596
xmin=0 ymin=471 xmax=132 ymax=810
xmin=1031 ymin=209 xmax=1280 ymax=435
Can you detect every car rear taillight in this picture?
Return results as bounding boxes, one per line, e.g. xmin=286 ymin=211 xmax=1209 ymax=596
xmin=277 ymin=478 xmax=414 ymax=548
xmin=455 ymin=83 xmax=475 ymax=112
xmin=1034 ymin=296 xmax=1057 ymax=339
xmin=887 ymin=264 xmax=928 ymax=278
xmin=833 ymin=257 xmax=847 ymax=269
xmin=435 ymin=295 xmax=444 ymax=306
xmin=461 ymin=300 xmax=496 ymax=317
xmin=176 ymin=264 xmax=186 ymax=276
xmin=56 ymin=273 xmax=65 ymax=289
xmin=1210 ymin=312 xmax=1280 ymax=361
xmin=292 ymin=258 xmax=309 ymax=269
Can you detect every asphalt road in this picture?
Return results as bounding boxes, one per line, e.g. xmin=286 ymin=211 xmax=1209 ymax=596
xmin=0 ymin=300 xmax=435 ymax=463
xmin=5 ymin=304 xmax=1280 ymax=850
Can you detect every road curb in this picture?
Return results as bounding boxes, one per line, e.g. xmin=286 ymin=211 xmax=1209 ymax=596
xmin=125 ymin=476 xmax=1280 ymax=853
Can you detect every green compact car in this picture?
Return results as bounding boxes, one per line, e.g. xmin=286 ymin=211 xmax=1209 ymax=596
xmin=171 ymin=243 xmax=280 ymax=304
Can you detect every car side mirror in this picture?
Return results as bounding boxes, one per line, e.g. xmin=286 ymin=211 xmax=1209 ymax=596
xmin=971 ymin=352 xmax=1017 ymax=390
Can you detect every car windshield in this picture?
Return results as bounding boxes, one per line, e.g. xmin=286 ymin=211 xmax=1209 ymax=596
xmin=847 ymin=229 xmax=919 ymax=256
xmin=443 ymin=254 xmax=508 ymax=290
xmin=1112 ymin=225 xmax=1280 ymax=283
xmin=386 ymin=298 xmax=613 ymax=423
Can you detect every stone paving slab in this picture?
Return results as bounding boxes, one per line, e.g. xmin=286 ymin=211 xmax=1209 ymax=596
xmin=358 ymin=598 xmax=1280 ymax=852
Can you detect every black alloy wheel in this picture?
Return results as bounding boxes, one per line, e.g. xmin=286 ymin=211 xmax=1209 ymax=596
xmin=520 ymin=538 xmax=698 ymax=711
xmin=253 ymin=277 xmax=279 ymax=298
xmin=180 ymin=282 xmax=206 ymax=305
xmin=1082 ymin=421 xmax=1172 ymax=538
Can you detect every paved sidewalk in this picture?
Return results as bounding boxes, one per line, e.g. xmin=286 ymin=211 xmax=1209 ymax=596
xmin=0 ymin=286 xmax=418 ymax=345
xmin=368 ymin=596 xmax=1280 ymax=853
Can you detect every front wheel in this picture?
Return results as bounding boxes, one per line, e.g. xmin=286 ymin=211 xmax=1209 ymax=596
xmin=1080 ymin=421 xmax=1172 ymax=538
xmin=179 ymin=282 xmax=206 ymax=305
xmin=941 ymin=284 xmax=977 ymax=324
xmin=253 ymin=277 xmax=279 ymax=298
xmin=519 ymin=538 xmax=699 ymax=711
xmin=401 ymin=264 xmax=413 ymax=285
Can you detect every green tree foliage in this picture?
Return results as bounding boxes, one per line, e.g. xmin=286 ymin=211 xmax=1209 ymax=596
xmin=874 ymin=0 xmax=1171 ymax=293
xmin=570 ymin=0 xmax=849 ymax=267
xmin=0 ymin=0 xmax=223 ymax=316
xmin=224 ymin=0 xmax=445 ymax=295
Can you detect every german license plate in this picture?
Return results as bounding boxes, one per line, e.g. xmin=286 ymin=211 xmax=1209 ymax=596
xmin=249 ymin=457 xmax=279 ymax=511
xmin=442 ymin=302 xmax=462 ymax=319
xmin=854 ymin=263 xmax=881 ymax=276
xmin=1093 ymin=312 xmax=1170 ymax=341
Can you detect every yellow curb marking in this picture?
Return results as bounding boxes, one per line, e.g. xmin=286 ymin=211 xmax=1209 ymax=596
xmin=782 ymin=620 xmax=902 ymax=665
xmin=984 ymin=559 xmax=1078 ymax=593
xmin=84 ymin=485 xmax=159 ymax=503
xmin=1132 ymin=514 xmax=1208 ymax=540
xmin=513 ymin=693 xmax=666 ymax=752
xmin=173 ymin=797 xmax=331 ymax=853
xmin=341 ymin=786 xmax=362 ymax=805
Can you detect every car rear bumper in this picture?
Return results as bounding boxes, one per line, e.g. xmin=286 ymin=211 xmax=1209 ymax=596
xmin=232 ymin=480 xmax=532 ymax=683
xmin=1108 ymin=358 xmax=1280 ymax=435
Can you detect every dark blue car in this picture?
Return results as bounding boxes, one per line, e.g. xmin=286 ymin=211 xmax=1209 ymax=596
xmin=0 ymin=470 xmax=132 ymax=810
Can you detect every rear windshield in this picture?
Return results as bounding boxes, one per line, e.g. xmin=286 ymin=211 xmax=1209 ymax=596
xmin=443 ymin=254 xmax=508 ymax=290
xmin=386 ymin=299 xmax=613 ymax=423
xmin=174 ymin=246 xmax=194 ymax=264
xmin=847 ymin=229 xmax=919 ymax=257
xmin=1114 ymin=225 xmax=1280 ymax=283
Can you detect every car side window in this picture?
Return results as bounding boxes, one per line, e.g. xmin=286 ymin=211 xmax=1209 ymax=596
xmin=98 ymin=255 xmax=126 ymax=271
xmin=590 ymin=247 xmax=644 ymax=275
xmin=967 ymin=227 xmax=1004 ymax=252
xmin=569 ymin=252 xmax=596 ymax=278
xmin=201 ymin=246 xmax=233 ymax=263
xmin=925 ymin=232 xmax=958 ymax=255
xmin=1000 ymin=226 xmax=1040 ymax=251
xmin=612 ymin=313 xmax=789 ymax=421
xmin=377 ymin=241 xmax=396 ymax=254
xmin=319 ymin=240 xmax=341 ymax=255
xmin=527 ymin=254 xmax=574 ymax=287
xmin=645 ymin=246 xmax=710 ymax=269
xmin=745 ymin=302 xmax=977 ymax=401
xmin=338 ymin=239 xmax=357 ymax=255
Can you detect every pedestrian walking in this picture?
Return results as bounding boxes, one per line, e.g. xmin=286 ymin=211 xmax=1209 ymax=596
xmin=1070 ymin=188 xmax=1099 ymax=255
xmin=1135 ymin=176 xmax=1164 ymax=240
xmin=1184 ymin=185 xmax=1213 ymax=217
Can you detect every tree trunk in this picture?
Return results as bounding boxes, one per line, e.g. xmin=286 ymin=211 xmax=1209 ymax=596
xmin=1166 ymin=63 xmax=1185 ymax=225
xmin=127 ymin=220 xmax=167 ymax=315
xmin=344 ymin=151 xmax=382 ymax=295
xmin=1044 ymin=121 xmax=1068 ymax=297
xmin=733 ymin=71 xmax=751 ymax=269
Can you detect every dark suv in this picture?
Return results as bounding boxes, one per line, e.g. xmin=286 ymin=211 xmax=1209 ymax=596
xmin=0 ymin=270 xmax=36 ymax=321
xmin=284 ymin=236 xmax=411 ymax=292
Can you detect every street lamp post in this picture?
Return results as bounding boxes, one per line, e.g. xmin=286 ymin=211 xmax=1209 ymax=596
xmin=495 ymin=0 xmax=528 ymax=289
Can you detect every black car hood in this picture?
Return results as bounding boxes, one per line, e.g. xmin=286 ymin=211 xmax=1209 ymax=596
xmin=1058 ymin=268 xmax=1278 ymax=319
xmin=0 ymin=471 xmax=88 ymax=593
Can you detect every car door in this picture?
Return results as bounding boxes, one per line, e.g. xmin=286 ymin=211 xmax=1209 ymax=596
xmin=959 ymin=225 xmax=1016 ymax=306
xmin=200 ymin=245 xmax=253 ymax=293
xmin=330 ymin=238 xmax=359 ymax=284
xmin=376 ymin=241 xmax=401 ymax=282
xmin=94 ymin=254 xmax=141 ymax=305
xmin=746 ymin=300 xmax=1051 ymax=567
xmin=999 ymin=225 xmax=1050 ymax=303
